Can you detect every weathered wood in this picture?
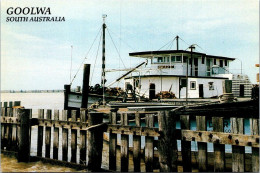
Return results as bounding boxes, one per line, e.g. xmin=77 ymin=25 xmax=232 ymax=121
xmin=158 ymin=110 xmax=178 ymax=172
xmin=9 ymin=101 xmax=13 ymax=108
xmin=64 ymin=85 xmax=71 ymax=110
xmin=231 ymin=117 xmax=245 ymax=172
xmin=87 ymin=112 xmax=104 ymax=171
xmin=11 ymin=108 xmax=18 ymax=151
xmin=37 ymin=109 xmax=44 ymax=157
xmin=62 ymin=110 xmax=69 ymax=161
xmin=196 ymin=116 xmax=208 ymax=171
xmin=133 ymin=112 xmax=141 ymax=172
xmin=45 ymin=109 xmax=52 ymax=158
xmin=180 ymin=115 xmax=192 ymax=172
xmin=250 ymin=118 xmax=259 ymax=172
xmin=212 ymin=117 xmax=225 ymax=171
xmin=14 ymin=101 xmax=21 ymax=106
xmin=18 ymin=109 xmax=31 ymax=162
xmin=81 ymin=64 xmax=90 ymax=108
xmin=1 ymin=106 xmax=7 ymax=149
xmin=71 ymin=110 xmax=77 ymax=163
xmin=109 ymin=109 xmax=117 ymax=170
xmin=53 ymin=110 xmax=59 ymax=160
xmin=145 ymin=114 xmax=154 ymax=172
xmin=121 ymin=113 xmax=129 ymax=172
xmin=3 ymin=102 xmax=8 ymax=108
xmin=5 ymin=108 xmax=12 ymax=150
xmin=80 ymin=109 xmax=88 ymax=165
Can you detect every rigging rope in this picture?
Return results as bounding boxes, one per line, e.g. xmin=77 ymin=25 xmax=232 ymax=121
xmin=70 ymin=26 xmax=102 ymax=85
xmin=107 ymin=27 xmax=126 ymax=69
xmin=108 ymin=29 xmax=136 ymax=51
xmin=90 ymin=32 xmax=103 ymax=84
xmin=158 ymin=37 xmax=176 ymax=50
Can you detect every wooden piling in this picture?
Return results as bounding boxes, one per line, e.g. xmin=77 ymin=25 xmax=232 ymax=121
xmin=81 ymin=64 xmax=91 ymax=109
xmin=11 ymin=108 xmax=18 ymax=151
xmin=87 ymin=112 xmax=104 ymax=171
xmin=64 ymin=85 xmax=71 ymax=110
xmin=196 ymin=116 xmax=208 ymax=171
xmin=18 ymin=109 xmax=31 ymax=162
xmin=71 ymin=110 xmax=77 ymax=163
xmin=62 ymin=110 xmax=69 ymax=161
xmin=231 ymin=117 xmax=245 ymax=172
xmin=109 ymin=109 xmax=117 ymax=170
xmin=158 ymin=110 xmax=178 ymax=172
xmin=80 ymin=109 xmax=88 ymax=165
xmin=250 ymin=118 xmax=259 ymax=172
xmin=212 ymin=117 xmax=225 ymax=171
xmin=14 ymin=101 xmax=21 ymax=106
xmin=45 ymin=109 xmax=52 ymax=158
xmin=133 ymin=112 xmax=141 ymax=172
xmin=121 ymin=113 xmax=129 ymax=172
xmin=180 ymin=115 xmax=192 ymax=172
xmin=1 ymin=103 xmax=7 ymax=149
xmin=37 ymin=109 xmax=44 ymax=157
xmin=53 ymin=110 xmax=59 ymax=160
xmin=145 ymin=114 xmax=154 ymax=172
xmin=5 ymin=108 xmax=12 ymax=150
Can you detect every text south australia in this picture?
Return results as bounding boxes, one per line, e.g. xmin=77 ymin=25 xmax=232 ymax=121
xmin=6 ymin=7 xmax=65 ymax=22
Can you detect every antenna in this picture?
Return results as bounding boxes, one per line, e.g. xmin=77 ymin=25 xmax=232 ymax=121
xmin=70 ymin=45 xmax=73 ymax=83
xmin=102 ymin=14 xmax=107 ymax=23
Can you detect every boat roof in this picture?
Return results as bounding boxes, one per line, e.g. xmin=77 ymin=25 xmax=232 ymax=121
xmin=129 ymin=50 xmax=235 ymax=60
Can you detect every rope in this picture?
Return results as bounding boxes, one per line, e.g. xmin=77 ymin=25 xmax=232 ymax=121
xmin=70 ymin=26 xmax=102 ymax=85
xmin=90 ymin=32 xmax=103 ymax=84
xmin=158 ymin=37 xmax=176 ymax=50
xmin=107 ymin=27 xmax=126 ymax=69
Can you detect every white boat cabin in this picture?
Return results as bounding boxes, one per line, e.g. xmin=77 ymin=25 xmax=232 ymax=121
xmin=124 ymin=50 xmax=252 ymax=99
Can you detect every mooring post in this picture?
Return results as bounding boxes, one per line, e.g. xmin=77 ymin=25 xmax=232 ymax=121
xmin=18 ymin=108 xmax=31 ymax=162
xmin=64 ymin=85 xmax=71 ymax=110
xmin=158 ymin=110 xmax=178 ymax=172
xmin=81 ymin=64 xmax=91 ymax=109
xmin=45 ymin=109 xmax=52 ymax=158
xmin=62 ymin=110 xmax=69 ymax=161
xmin=250 ymin=118 xmax=259 ymax=172
xmin=145 ymin=114 xmax=154 ymax=172
xmin=53 ymin=110 xmax=59 ymax=160
xmin=109 ymin=108 xmax=118 ymax=170
xmin=71 ymin=110 xmax=77 ymax=163
xmin=87 ymin=112 xmax=104 ymax=171
xmin=37 ymin=109 xmax=44 ymax=157
xmin=133 ymin=112 xmax=141 ymax=172
xmin=11 ymin=108 xmax=18 ymax=151
xmin=80 ymin=109 xmax=88 ymax=165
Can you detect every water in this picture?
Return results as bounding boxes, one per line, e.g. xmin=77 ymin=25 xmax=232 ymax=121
xmin=0 ymin=93 xmax=253 ymax=171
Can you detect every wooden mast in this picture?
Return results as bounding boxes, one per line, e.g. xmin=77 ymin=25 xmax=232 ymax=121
xmin=102 ymin=15 xmax=107 ymax=105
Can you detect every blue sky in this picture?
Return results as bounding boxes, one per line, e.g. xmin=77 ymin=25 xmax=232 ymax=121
xmin=1 ymin=0 xmax=259 ymax=90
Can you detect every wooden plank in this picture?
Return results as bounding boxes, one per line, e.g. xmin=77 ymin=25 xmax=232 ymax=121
xmin=5 ymin=108 xmax=12 ymax=150
xmin=231 ymin=118 xmax=245 ymax=172
xmin=109 ymin=109 xmax=117 ymax=170
xmin=62 ymin=110 xmax=69 ymax=162
xmin=45 ymin=109 xmax=52 ymax=158
xmin=158 ymin=110 xmax=178 ymax=172
xmin=133 ymin=112 xmax=141 ymax=172
xmin=121 ymin=113 xmax=129 ymax=172
xmin=37 ymin=109 xmax=44 ymax=157
xmin=33 ymin=119 xmax=88 ymax=130
xmin=1 ymin=106 xmax=7 ymax=149
xmin=11 ymin=108 xmax=18 ymax=151
xmin=180 ymin=115 xmax=192 ymax=172
xmin=212 ymin=117 xmax=225 ymax=171
xmin=145 ymin=114 xmax=154 ymax=172
xmin=250 ymin=118 xmax=259 ymax=172
xmin=87 ymin=112 xmax=104 ymax=171
xmin=80 ymin=109 xmax=88 ymax=165
xmin=196 ymin=116 xmax=208 ymax=171
xmin=18 ymin=109 xmax=31 ymax=162
xmin=71 ymin=110 xmax=77 ymax=163
xmin=53 ymin=110 xmax=59 ymax=160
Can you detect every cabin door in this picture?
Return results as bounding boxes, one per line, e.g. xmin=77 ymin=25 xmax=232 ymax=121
xmin=240 ymin=84 xmax=244 ymax=97
xmin=199 ymin=84 xmax=204 ymax=98
xmin=149 ymin=83 xmax=156 ymax=100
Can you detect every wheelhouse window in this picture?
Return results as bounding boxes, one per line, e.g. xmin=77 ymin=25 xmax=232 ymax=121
xmin=225 ymin=60 xmax=228 ymax=66
xmin=183 ymin=56 xmax=188 ymax=63
xmin=190 ymin=81 xmax=196 ymax=90
xmin=214 ymin=58 xmax=217 ymax=65
xmin=171 ymin=55 xmax=182 ymax=62
xmin=153 ymin=56 xmax=170 ymax=64
xmin=220 ymin=60 xmax=223 ymax=67
xmin=201 ymin=56 xmax=205 ymax=64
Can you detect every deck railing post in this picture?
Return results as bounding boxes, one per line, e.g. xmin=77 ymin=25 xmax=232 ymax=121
xmin=17 ymin=108 xmax=31 ymax=162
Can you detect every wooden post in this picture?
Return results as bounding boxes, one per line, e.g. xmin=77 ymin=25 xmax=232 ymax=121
xmin=64 ymin=85 xmax=71 ymax=110
xmin=71 ymin=110 xmax=77 ymax=163
xmin=180 ymin=115 xmax=192 ymax=172
xmin=80 ymin=109 xmax=88 ymax=165
xmin=231 ymin=117 xmax=245 ymax=172
xmin=18 ymin=109 xmax=31 ymax=162
xmin=133 ymin=112 xmax=141 ymax=172
xmin=109 ymin=108 xmax=118 ymax=170
xmin=1 ymin=107 xmax=5 ymax=147
xmin=14 ymin=101 xmax=21 ymax=106
xmin=81 ymin=64 xmax=91 ymax=109
xmin=11 ymin=108 xmax=18 ymax=151
xmin=62 ymin=110 xmax=69 ymax=161
xmin=37 ymin=109 xmax=44 ymax=157
xmin=53 ymin=110 xmax=59 ymax=160
xmin=145 ymin=114 xmax=154 ymax=172
xmin=212 ymin=117 xmax=225 ymax=171
xmin=250 ymin=118 xmax=259 ymax=172
xmin=5 ymin=108 xmax=12 ymax=150
xmin=158 ymin=110 xmax=178 ymax=172
xmin=45 ymin=109 xmax=52 ymax=158
xmin=9 ymin=101 xmax=13 ymax=108
xmin=196 ymin=116 xmax=208 ymax=171
xmin=121 ymin=113 xmax=129 ymax=172
xmin=87 ymin=112 xmax=104 ymax=171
